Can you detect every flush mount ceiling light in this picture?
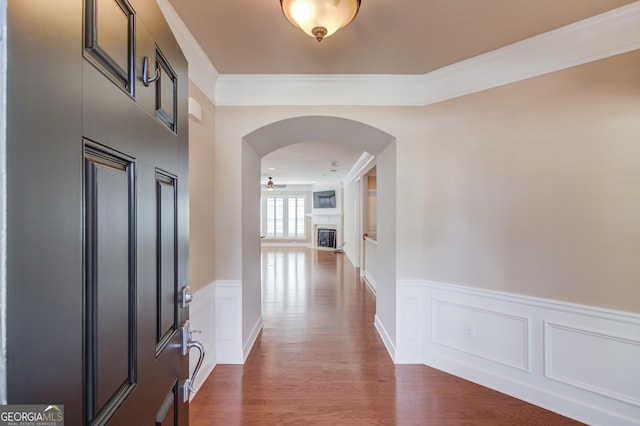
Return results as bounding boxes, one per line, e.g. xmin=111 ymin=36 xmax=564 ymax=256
xmin=280 ymin=0 xmax=361 ymax=42
xmin=266 ymin=177 xmax=275 ymax=191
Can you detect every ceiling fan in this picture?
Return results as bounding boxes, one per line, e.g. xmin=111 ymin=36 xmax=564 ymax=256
xmin=265 ymin=177 xmax=287 ymax=191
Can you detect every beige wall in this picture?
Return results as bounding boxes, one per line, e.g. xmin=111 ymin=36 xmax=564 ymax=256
xmin=418 ymin=51 xmax=640 ymax=312
xmin=209 ymin=50 xmax=640 ymax=318
xmin=188 ymin=81 xmax=216 ymax=291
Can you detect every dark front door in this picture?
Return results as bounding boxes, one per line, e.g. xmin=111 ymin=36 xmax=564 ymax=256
xmin=7 ymin=0 xmax=190 ymax=424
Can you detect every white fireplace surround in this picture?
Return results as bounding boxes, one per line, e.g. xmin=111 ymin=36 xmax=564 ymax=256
xmin=309 ymin=213 xmax=342 ymax=249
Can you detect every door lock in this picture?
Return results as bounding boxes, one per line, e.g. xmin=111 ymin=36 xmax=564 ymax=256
xmin=180 ymin=285 xmax=193 ymax=308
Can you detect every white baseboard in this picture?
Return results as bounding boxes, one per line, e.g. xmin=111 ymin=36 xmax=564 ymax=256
xmin=188 ymin=282 xmax=216 ymax=400
xmin=362 ymin=271 xmax=377 ymax=295
xmin=396 ymin=280 xmax=640 ymax=425
xmin=243 ymin=314 xmax=264 ymax=362
xmin=374 ymin=314 xmax=395 ymax=362
xmin=260 ymin=242 xmax=311 ymax=248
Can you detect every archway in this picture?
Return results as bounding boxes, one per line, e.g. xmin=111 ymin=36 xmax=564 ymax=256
xmin=239 ymin=116 xmax=397 ymax=359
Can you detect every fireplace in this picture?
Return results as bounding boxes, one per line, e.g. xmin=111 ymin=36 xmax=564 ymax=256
xmin=317 ymin=228 xmax=337 ymax=249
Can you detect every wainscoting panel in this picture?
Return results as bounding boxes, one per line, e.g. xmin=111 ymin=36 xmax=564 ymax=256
xmin=189 ymin=283 xmax=216 ymax=399
xmin=545 ymin=321 xmax=640 ymax=407
xmin=395 ymin=280 xmax=640 ymax=425
xmin=215 ymin=280 xmax=244 ymax=364
xmin=431 ymin=299 xmax=529 ymax=371
xmin=395 ymin=282 xmax=424 ymax=363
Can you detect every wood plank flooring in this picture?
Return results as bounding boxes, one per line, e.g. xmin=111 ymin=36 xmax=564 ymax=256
xmin=190 ymin=248 xmax=582 ymax=425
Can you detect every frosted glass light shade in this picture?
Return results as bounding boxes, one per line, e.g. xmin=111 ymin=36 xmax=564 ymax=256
xmin=266 ymin=177 xmax=275 ymax=191
xmin=280 ymin=0 xmax=360 ymax=42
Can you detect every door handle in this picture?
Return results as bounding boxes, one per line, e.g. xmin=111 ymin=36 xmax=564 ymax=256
xmin=142 ymin=56 xmax=160 ymax=87
xmin=179 ymin=320 xmax=206 ymax=402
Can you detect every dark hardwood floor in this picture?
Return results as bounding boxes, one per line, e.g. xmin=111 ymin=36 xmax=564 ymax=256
xmin=190 ymin=248 xmax=582 ymax=425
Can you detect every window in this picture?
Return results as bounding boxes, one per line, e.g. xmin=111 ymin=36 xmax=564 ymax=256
xmin=262 ymin=196 xmax=306 ymax=238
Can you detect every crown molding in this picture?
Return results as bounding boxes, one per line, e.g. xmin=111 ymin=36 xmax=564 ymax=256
xmin=156 ymin=0 xmax=218 ymax=103
xmin=216 ymin=74 xmax=427 ymax=106
xmin=413 ymin=0 xmax=640 ymax=106
xmin=158 ymin=0 xmax=640 ymax=106
xmin=215 ymin=1 xmax=640 ymax=106
xmin=343 ymin=152 xmax=375 ymax=184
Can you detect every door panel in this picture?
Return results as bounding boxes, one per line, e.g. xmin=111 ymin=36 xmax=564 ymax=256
xmin=7 ymin=0 xmax=189 ymax=424
xmin=155 ymin=48 xmax=178 ymax=132
xmin=85 ymin=0 xmax=135 ymax=95
xmin=84 ymin=144 xmax=137 ymax=423
xmin=156 ymin=171 xmax=178 ymax=353
xmin=96 ymin=0 xmax=130 ymax=69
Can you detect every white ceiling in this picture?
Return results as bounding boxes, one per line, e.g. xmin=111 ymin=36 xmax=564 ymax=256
xmin=166 ymin=0 xmax=637 ymax=185
xmin=168 ymin=0 xmax=634 ymax=75
xmin=262 ymin=140 xmax=365 ymax=186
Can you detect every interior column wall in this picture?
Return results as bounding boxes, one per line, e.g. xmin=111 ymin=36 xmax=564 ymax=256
xmin=374 ymin=142 xmax=397 ymax=345
xmin=342 ymin=179 xmax=358 ymax=266
xmin=241 ymin=141 xmax=263 ymax=350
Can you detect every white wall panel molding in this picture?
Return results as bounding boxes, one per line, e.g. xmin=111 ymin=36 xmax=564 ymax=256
xmin=398 ymin=280 xmax=640 ymax=425
xmin=431 ymin=299 xmax=530 ymax=371
xmin=545 ymin=321 xmax=640 ymax=407
xmin=214 ymin=2 xmax=640 ymax=106
xmin=396 ymin=281 xmax=425 ymax=363
xmin=188 ymin=282 xmax=216 ymax=399
xmin=374 ymin=314 xmax=395 ymax=362
xmin=215 ymin=280 xmax=244 ymax=364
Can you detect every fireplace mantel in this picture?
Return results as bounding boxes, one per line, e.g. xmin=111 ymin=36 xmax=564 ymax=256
xmin=307 ymin=213 xmax=342 ymax=225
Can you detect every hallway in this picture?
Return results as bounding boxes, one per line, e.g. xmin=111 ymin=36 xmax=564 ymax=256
xmin=190 ymin=248 xmax=580 ymax=425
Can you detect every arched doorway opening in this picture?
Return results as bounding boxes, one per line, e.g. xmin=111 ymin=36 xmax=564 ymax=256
xmin=239 ymin=116 xmax=397 ymax=359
